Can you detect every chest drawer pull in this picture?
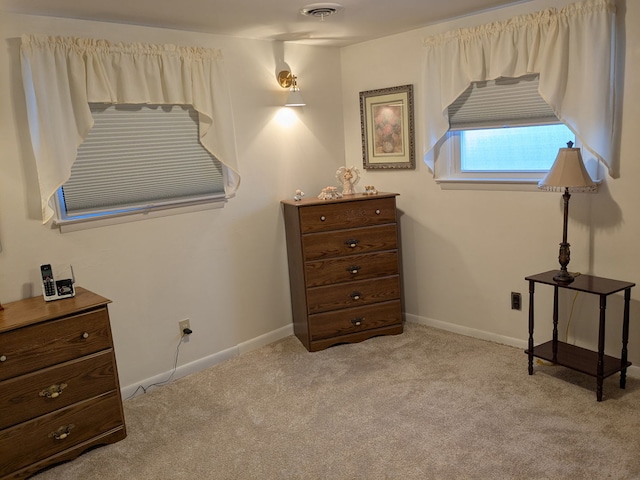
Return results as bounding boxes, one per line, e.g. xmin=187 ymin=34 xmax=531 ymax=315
xmin=351 ymin=318 xmax=364 ymax=327
xmin=375 ymin=209 xmax=381 ymax=215
xmin=49 ymin=424 xmax=75 ymax=440
xmin=320 ymin=215 xmax=326 ymax=221
xmin=0 ymin=355 xmax=6 ymax=362
xmin=347 ymin=266 xmax=361 ymax=274
xmin=39 ymin=383 xmax=68 ymax=399
xmin=82 ymin=332 xmax=90 ymax=339
xmin=349 ymin=291 xmax=362 ymax=300
xmin=345 ymin=239 xmax=359 ymax=248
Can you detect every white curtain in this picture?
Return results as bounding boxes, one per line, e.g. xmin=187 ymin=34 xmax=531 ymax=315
xmin=422 ymin=0 xmax=617 ymax=176
xmin=20 ymin=34 xmax=240 ymax=223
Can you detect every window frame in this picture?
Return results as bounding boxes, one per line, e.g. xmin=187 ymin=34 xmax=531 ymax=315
xmin=53 ymin=193 xmax=228 ymax=233
xmin=434 ymin=74 xmax=581 ymax=190
xmin=436 ymin=122 xmax=577 ymax=187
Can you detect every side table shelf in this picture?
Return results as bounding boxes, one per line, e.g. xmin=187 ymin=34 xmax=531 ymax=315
xmin=525 ymin=270 xmax=635 ymax=402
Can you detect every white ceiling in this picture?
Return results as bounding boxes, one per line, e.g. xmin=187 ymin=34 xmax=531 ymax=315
xmin=1 ymin=0 xmax=531 ymax=47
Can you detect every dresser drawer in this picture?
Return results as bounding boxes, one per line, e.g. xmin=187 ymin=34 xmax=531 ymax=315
xmin=309 ymin=300 xmax=402 ymax=341
xmin=307 ymin=275 xmax=401 ymax=314
xmin=305 ymin=251 xmax=399 ymax=287
xmin=0 ymin=308 xmax=112 ymax=382
xmin=302 ymin=224 xmax=398 ymax=260
xmin=0 ymin=351 xmax=118 ymax=430
xmin=299 ymin=197 xmax=397 ymax=233
xmin=0 ymin=392 xmax=124 ymax=478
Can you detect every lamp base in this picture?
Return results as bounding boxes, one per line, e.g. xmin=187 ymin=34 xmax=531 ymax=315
xmin=553 ymin=269 xmax=575 ymax=284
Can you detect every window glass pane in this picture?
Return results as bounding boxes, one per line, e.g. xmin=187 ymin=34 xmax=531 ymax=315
xmin=460 ymin=124 xmax=574 ymax=172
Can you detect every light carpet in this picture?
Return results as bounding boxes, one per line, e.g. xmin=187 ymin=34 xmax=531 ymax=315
xmin=33 ymin=323 xmax=640 ymax=479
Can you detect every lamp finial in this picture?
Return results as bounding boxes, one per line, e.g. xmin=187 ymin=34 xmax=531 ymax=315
xmin=566 ymin=141 xmax=574 ymax=148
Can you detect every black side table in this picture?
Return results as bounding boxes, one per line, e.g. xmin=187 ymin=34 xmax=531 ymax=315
xmin=525 ymin=270 xmax=635 ymax=401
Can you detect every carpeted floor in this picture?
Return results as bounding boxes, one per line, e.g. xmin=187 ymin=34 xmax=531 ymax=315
xmin=33 ymin=323 xmax=640 ymax=479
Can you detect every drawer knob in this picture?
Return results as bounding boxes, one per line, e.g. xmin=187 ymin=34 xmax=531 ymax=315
xmin=345 ymin=239 xmax=359 ymax=248
xmin=82 ymin=332 xmax=90 ymax=339
xmin=40 ymin=383 xmax=68 ymax=399
xmin=347 ymin=266 xmax=361 ymax=274
xmin=351 ymin=318 xmax=364 ymax=327
xmin=49 ymin=424 xmax=74 ymax=441
xmin=350 ymin=291 xmax=362 ymax=300
xmin=0 ymin=355 xmax=6 ymax=362
xmin=320 ymin=215 xmax=326 ymax=222
xmin=375 ymin=209 xmax=381 ymax=215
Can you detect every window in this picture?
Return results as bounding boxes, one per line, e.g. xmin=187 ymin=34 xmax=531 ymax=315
xmin=55 ymin=104 xmax=227 ymax=231
xmin=459 ymin=124 xmax=574 ymax=172
xmin=422 ymin=2 xmax=616 ymax=179
xmin=435 ymin=75 xmax=576 ymax=187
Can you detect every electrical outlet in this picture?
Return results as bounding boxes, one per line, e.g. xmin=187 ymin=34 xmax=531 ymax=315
xmin=179 ymin=319 xmax=191 ymax=335
xmin=511 ymin=292 xmax=522 ymax=310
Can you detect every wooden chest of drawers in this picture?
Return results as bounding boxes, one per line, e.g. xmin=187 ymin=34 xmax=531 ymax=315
xmin=0 ymin=287 xmax=126 ymax=480
xmin=282 ymin=192 xmax=403 ymax=351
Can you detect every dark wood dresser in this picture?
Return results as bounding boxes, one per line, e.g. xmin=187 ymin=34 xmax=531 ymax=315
xmin=0 ymin=287 xmax=126 ymax=480
xmin=282 ymin=192 xmax=403 ymax=351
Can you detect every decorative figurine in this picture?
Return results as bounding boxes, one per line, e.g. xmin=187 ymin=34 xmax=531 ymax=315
xmin=364 ymin=185 xmax=378 ymax=195
xmin=293 ymin=189 xmax=305 ymax=201
xmin=317 ymin=186 xmax=342 ymax=200
xmin=336 ymin=166 xmax=360 ymax=195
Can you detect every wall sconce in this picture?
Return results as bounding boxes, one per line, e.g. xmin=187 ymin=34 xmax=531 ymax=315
xmin=278 ymin=70 xmax=306 ymax=107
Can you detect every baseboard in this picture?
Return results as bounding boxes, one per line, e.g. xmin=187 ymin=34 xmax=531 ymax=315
xmin=121 ymin=315 xmax=640 ymax=400
xmin=120 ymin=323 xmax=294 ymax=400
xmin=238 ymin=323 xmax=294 ymax=355
xmin=405 ymin=313 xmax=640 ymax=379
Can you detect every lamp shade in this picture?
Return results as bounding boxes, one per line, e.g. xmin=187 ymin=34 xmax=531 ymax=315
xmin=285 ymin=88 xmax=306 ymax=107
xmin=538 ymin=145 xmax=595 ymax=192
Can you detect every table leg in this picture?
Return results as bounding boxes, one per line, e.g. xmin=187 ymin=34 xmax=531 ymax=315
xmin=528 ymin=280 xmax=535 ymax=375
xmin=596 ymin=294 xmax=607 ymax=402
xmin=552 ymin=285 xmax=559 ymax=362
xmin=620 ymin=287 xmax=631 ymax=389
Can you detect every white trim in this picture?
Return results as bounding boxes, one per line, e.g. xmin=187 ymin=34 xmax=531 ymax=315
xmin=405 ymin=312 xmax=527 ymax=349
xmin=120 ymin=344 xmax=238 ymax=400
xmin=238 ymin=324 xmax=294 ymax=355
xmin=55 ymin=196 xmax=230 ymax=233
xmin=120 ymin=315 xmax=640 ymax=402
xmin=120 ymin=323 xmax=294 ymax=400
xmin=404 ymin=313 xmax=640 ymax=379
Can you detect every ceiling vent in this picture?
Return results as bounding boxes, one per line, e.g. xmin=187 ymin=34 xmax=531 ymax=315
xmin=300 ymin=3 xmax=344 ymax=20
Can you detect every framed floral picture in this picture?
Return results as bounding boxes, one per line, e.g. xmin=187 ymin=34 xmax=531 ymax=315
xmin=359 ymin=84 xmax=415 ymax=170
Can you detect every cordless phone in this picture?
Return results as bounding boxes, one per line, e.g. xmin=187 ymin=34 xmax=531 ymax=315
xmin=40 ymin=264 xmax=75 ymax=301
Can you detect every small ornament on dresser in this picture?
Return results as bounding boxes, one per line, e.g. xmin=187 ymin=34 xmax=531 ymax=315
xmin=317 ymin=186 xmax=342 ymax=200
xmin=364 ymin=185 xmax=378 ymax=195
xmin=336 ymin=166 xmax=360 ymax=195
xmin=293 ymin=189 xmax=305 ymax=201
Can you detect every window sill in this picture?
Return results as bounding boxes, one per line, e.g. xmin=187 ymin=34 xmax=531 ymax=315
xmin=54 ymin=197 xmax=229 ymax=233
xmin=435 ymin=177 xmax=543 ymax=191
xmin=436 ymin=177 xmax=602 ymax=193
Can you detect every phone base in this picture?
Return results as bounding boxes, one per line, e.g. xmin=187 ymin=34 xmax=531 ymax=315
xmin=44 ymin=279 xmax=75 ymax=301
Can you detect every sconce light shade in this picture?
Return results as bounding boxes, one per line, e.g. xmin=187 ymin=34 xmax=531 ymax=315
xmin=278 ymin=70 xmax=306 ymax=107
xmin=285 ymin=88 xmax=306 ymax=107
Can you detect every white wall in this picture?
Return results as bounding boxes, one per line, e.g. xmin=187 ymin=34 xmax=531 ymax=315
xmin=0 ymin=13 xmax=345 ymax=392
xmin=3 ymin=0 xmax=640 ymax=394
xmin=341 ymin=0 xmax=640 ymax=366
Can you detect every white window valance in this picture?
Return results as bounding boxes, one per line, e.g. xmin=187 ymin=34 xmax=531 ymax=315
xmin=20 ymin=34 xmax=240 ymax=223
xmin=422 ymin=0 xmax=617 ymax=176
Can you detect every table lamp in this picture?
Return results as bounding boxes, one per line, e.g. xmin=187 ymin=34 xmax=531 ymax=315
xmin=538 ymin=141 xmax=596 ymax=284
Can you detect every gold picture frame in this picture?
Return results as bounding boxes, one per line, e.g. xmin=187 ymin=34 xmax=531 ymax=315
xmin=359 ymin=84 xmax=415 ymax=170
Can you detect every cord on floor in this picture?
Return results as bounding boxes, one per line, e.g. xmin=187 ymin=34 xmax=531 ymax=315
xmin=125 ymin=333 xmax=187 ymax=400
